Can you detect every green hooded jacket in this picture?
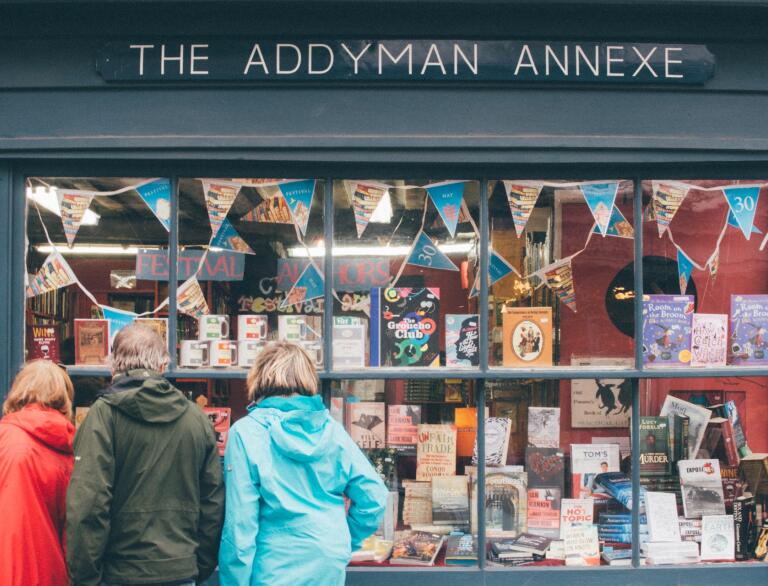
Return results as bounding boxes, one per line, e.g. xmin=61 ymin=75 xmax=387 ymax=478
xmin=66 ymin=370 xmax=224 ymax=586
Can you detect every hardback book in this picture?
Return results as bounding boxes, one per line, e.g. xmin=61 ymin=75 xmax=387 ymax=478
xmin=431 ymin=476 xmax=470 ymax=526
xmin=678 ymin=459 xmax=726 ymax=518
xmin=729 ymin=294 xmax=768 ymax=365
xmin=733 ymin=495 xmax=754 ymax=560
xmin=202 ymin=407 xmax=231 ymax=457
xmin=690 ymin=313 xmax=728 ymax=367
xmin=402 ymin=480 xmax=433 ymax=526
xmin=699 ymin=417 xmax=739 ymax=466
xmin=525 ymin=448 xmax=565 ymax=493
xmin=722 ymin=400 xmax=751 ymax=458
xmin=506 ymin=532 xmax=552 ymax=556
xmin=641 ymin=294 xmax=694 ymax=367
xmin=602 ymin=548 xmax=646 ymax=566
xmin=444 ymin=534 xmax=478 ymax=566
xmin=659 ymin=395 xmax=713 ymax=459
xmin=641 ymin=540 xmax=700 ymax=565
xmin=416 ymin=424 xmax=457 ymax=481
xmin=527 ymin=407 xmax=560 ymax=448
xmin=386 ymin=405 xmax=421 ymax=452
xmin=593 ymin=472 xmax=645 ymax=511
xmin=738 ymin=453 xmax=768 ymax=497
xmin=332 ymin=322 xmax=366 ymax=368
xmin=455 ymin=407 xmax=487 ymax=458
xmin=700 ymin=514 xmax=735 ymax=561
xmin=502 ymin=307 xmax=553 ymax=367
xmin=26 ymin=325 xmax=60 ymax=362
xmin=74 ymin=319 xmax=109 ymax=365
xmin=390 ymin=531 xmax=445 ymax=566
xmin=526 ymin=488 xmax=561 ymax=539
xmin=563 ymin=524 xmax=600 ymax=566
xmin=471 ymin=468 xmax=528 ymax=538
xmin=570 ymin=443 xmax=620 ymax=499
xmin=667 ymin=413 xmax=690 ymax=465
xmin=645 ymin=491 xmax=682 ymax=542
xmin=445 ymin=314 xmax=479 ymax=367
xmin=135 ymin=317 xmax=168 ymax=346
xmin=472 ymin=417 xmax=512 ymax=466
xmin=560 ymin=498 xmax=594 ymax=538
xmin=369 ymin=287 xmax=440 ymax=367
xmin=638 ymin=416 xmax=672 ymax=476
xmin=678 ymin=518 xmax=703 ymax=542
xmin=348 ymin=402 xmax=386 ymax=449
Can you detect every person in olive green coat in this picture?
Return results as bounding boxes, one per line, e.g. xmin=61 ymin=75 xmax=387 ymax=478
xmin=67 ymin=324 xmax=224 ymax=586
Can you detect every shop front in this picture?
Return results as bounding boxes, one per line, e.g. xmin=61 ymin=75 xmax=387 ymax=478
xmin=1 ymin=1 xmax=768 ymax=584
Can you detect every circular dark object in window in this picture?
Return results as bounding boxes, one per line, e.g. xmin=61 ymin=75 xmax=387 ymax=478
xmin=605 ymin=256 xmax=698 ymax=338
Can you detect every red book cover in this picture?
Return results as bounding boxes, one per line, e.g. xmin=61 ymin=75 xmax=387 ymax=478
xmin=203 ymin=407 xmax=231 ymax=457
xmin=26 ymin=325 xmax=61 ymax=362
xmin=74 ymin=319 xmax=109 ymax=365
xmin=720 ymin=418 xmax=740 ymax=467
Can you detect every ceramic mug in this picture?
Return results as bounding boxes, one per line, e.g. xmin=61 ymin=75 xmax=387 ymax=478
xmin=179 ymin=340 xmax=209 ymax=367
xmin=238 ymin=315 xmax=268 ymax=341
xmin=237 ymin=340 xmax=264 ymax=368
xmin=209 ymin=340 xmax=238 ymax=367
xmin=198 ymin=315 xmax=230 ymax=341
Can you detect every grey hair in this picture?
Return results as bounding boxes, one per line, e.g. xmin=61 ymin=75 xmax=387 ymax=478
xmin=110 ymin=324 xmax=170 ymax=374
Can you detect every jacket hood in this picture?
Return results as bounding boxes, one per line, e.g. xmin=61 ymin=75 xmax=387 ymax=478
xmin=100 ymin=369 xmax=189 ymax=424
xmin=253 ymin=395 xmax=333 ymax=462
xmin=3 ymin=404 xmax=74 ymax=454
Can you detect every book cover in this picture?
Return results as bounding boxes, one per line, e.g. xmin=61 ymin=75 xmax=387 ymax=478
xmin=642 ymin=294 xmax=694 ymax=367
xmin=690 ymin=313 xmax=728 ymax=367
xmin=508 ymin=532 xmax=552 ymax=556
xmin=402 ymin=480 xmax=433 ymax=526
xmin=386 ymin=405 xmax=421 ymax=451
xmin=722 ymin=400 xmax=751 ymax=458
xmin=455 ymin=407 xmax=479 ymax=458
xmin=737 ymin=453 xmax=768 ymax=497
xmin=135 ymin=317 xmax=169 ymax=346
xmin=332 ymin=322 xmax=366 ymax=368
xmin=525 ymin=448 xmax=565 ymax=493
xmin=701 ymin=417 xmax=739 ymax=466
xmin=390 ymin=531 xmax=445 ymax=566
xmin=527 ymin=488 xmax=561 ymax=539
xmin=646 ymin=491 xmax=682 ymax=542
xmin=431 ymin=476 xmax=470 ymax=526
xmin=560 ymin=498 xmax=594 ymax=537
xmin=569 ymin=357 xmax=634 ymax=428
xmin=527 ymin=407 xmax=560 ymax=448
xmin=729 ymin=294 xmax=768 ymax=365
xmin=416 ymin=424 xmax=457 ymax=481
xmin=570 ymin=444 xmax=620 ymax=499
xmin=74 ymin=319 xmax=109 ymax=365
xmin=733 ymin=495 xmax=752 ymax=560
xmin=563 ymin=524 xmax=600 ymax=566
xmin=659 ymin=395 xmax=713 ymax=459
xmin=445 ymin=314 xmax=479 ymax=367
xmin=26 ymin=325 xmax=60 ymax=362
xmin=444 ymin=534 xmax=478 ymax=565
xmin=638 ymin=416 xmax=672 ymax=476
xmin=348 ymin=402 xmax=386 ymax=449
xmin=502 ymin=307 xmax=553 ymax=367
xmin=700 ymin=515 xmax=735 ymax=561
xmin=203 ymin=407 xmax=231 ymax=457
xmin=472 ymin=417 xmax=512 ymax=466
xmin=470 ymin=468 xmax=528 ymax=538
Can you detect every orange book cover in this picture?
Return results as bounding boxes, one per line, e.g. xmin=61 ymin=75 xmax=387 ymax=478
xmin=455 ymin=407 xmax=477 ymax=458
xmin=502 ymin=307 xmax=553 ymax=367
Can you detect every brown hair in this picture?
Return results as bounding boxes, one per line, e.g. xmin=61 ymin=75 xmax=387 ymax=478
xmin=3 ymin=360 xmax=74 ymax=418
xmin=246 ymin=342 xmax=318 ymax=402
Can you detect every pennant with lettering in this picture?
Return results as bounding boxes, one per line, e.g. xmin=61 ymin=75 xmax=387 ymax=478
xmin=503 ymin=181 xmax=543 ymax=237
xmin=209 ymin=217 xmax=255 ymax=255
xmin=542 ymin=259 xmax=577 ymax=312
xmin=727 ymin=210 xmax=762 ymax=235
xmin=203 ymin=180 xmax=241 ymax=239
xmin=26 ymin=251 xmax=78 ymax=298
xmin=677 ymin=248 xmax=695 ymax=295
xmin=101 ymin=305 xmax=137 ymax=347
xmin=280 ymin=262 xmax=324 ymax=308
xmin=724 ymin=186 xmax=761 ymax=240
xmin=580 ymin=182 xmax=619 ymax=237
xmin=177 ymin=277 xmax=209 ymax=318
xmin=136 ymin=179 xmax=172 ymax=232
xmin=468 ymin=251 xmax=520 ymax=297
xmin=426 ymin=182 xmax=465 ymax=238
xmin=351 ymin=182 xmax=389 ymax=238
xmin=57 ymin=191 xmax=95 ymax=247
xmin=652 ymin=182 xmax=689 ymax=238
xmin=241 ymin=195 xmax=294 ymax=224
xmin=278 ymin=179 xmax=316 ymax=236
xmin=591 ymin=205 xmax=634 ymax=238
xmin=406 ymin=231 xmax=460 ymax=271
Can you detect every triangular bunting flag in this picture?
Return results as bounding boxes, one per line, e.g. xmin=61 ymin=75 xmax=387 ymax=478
xmin=351 ymin=182 xmax=388 ymax=238
xmin=406 ymin=231 xmax=460 ymax=271
xmin=57 ymin=191 xmax=95 ymax=247
xmin=677 ymin=248 xmax=695 ymax=294
xmin=652 ymin=182 xmax=689 ymax=238
xmin=426 ymin=182 xmax=465 ymax=238
xmin=727 ymin=210 xmax=762 ymax=235
xmin=177 ymin=277 xmax=209 ymax=318
xmin=101 ymin=305 xmax=137 ymax=346
xmin=542 ymin=259 xmax=577 ymax=312
xmin=504 ymin=181 xmax=543 ymax=237
xmin=709 ymin=251 xmax=719 ymax=281
xmin=580 ymin=182 xmax=619 ymax=237
xmin=136 ymin=179 xmax=172 ymax=232
xmin=643 ymin=203 xmax=656 ymax=223
xmin=210 ymin=217 xmax=255 ymax=254
xmin=278 ymin=179 xmax=316 ymax=236
xmin=241 ymin=195 xmax=294 ymax=224
xmin=203 ymin=180 xmax=241 ymax=239
xmin=280 ymin=262 xmax=324 ymax=308
xmin=591 ymin=206 xmax=634 ymax=238
xmin=724 ymin=186 xmax=761 ymax=240
xmin=26 ymin=251 xmax=78 ymax=298
xmin=469 ymin=250 xmax=520 ymax=297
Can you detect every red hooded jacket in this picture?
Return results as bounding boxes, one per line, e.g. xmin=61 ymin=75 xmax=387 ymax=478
xmin=0 ymin=404 xmax=75 ymax=586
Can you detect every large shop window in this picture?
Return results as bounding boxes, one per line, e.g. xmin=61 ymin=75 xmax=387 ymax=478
xmin=21 ymin=175 xmax=768 ymax=570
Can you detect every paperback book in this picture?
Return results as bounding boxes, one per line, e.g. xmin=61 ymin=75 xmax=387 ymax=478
xmin=527 ymin=407 xmax=560 ymax=448
xmin=202 ymin=407 xmax=231 ymax=457
xmin=560 ymin=498 xmax=594 ymax=537
xmin=74 ymin=319 xmax=109 ymax=365
xmin=502 ymin=307 xmax=553 ymax=367
xmin=347 ymin=402 xmax=386 ymax=449
xmin=525 ymin=448 xmax=565 ymax=494
xmin=678 ymin=459 xmax=726 ymax=518
xmin=332 ymin=321 xmax=367 ymax=368
xmin=472 ymin=417 xmax=512 ymax=466
xmin=700 ymin=515 xmax=735 ymax=561
xmin=472 ymin=468 xmax=528 ymax=538
xmin=416 ymin=424 xmax=457 ymax=481
xmin=390 ymin=531 xmax=445 ymax=566
xmin=729 ymin=294 xmax=768 ymax=365
xmin=445 ymin=314 xmax=479 ymax=367
xmin=386 ymin=405 xmax=421 ymax=452
xmin=645 ymin=491 xmax=682 ymax=542
xmin=570 ymin=444 xmax=620 ymax=499
xmin=659 ymin=395 xmax=712 ymax=459
xmin=642 ymin=294 xmax=694 ymax=367
xmin=638 ymin=416 xmax=672 ymax=476
xmin=26 ymin=325 xmax=60 ymax=362
xmin=444 ymin=534 xmax=478 ymax=566
xmin=690 ymin=313 xmax=728 ymax=367
xmin=527 ymin=488 xmax=561 ymax=539
xmin=563 ymin=524 xmax=600 ymax=566
xmin=431 ymin=476 xmax=470 ymax=526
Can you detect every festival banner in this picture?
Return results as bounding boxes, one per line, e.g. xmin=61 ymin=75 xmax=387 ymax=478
xmin=209 ymin=217 xmax=255 ymax=254
xmin=591 ymin=205 xmax=634 ymax=238
xmin=280 ymin=261 xmax=324 ymax=308
xmin=240 ymin=195 xmax=294 ymax=224
xmin=652 ymin=182 xmax=689 ymax=238
xmin=406 ymin=231 xmax=459 ymax=271
xmin=351 ymin=182 xmax=389 ymax=238
xmin=136 ymin=179 xmax=172 ymax=232
xmin=727 ymin=210 xmax=762 ymax=235
xmin=278 ymin=179 xmax=316 ymax=236
xmin=724 ymin=186 xmax=761 ymax=240
xmin=177 ymin=277 xmax=209 ymax=318
xmin=202 ymin=180 xmax=241 ymax=239
xmin=26 ymin=251 xmax=78 ymax=297
xmin=677 ymin=249 xmax=695 ymax=294
xmin=543 ymin=259 xmax=577 ymax=312
xmin=426 ymin=181 xmax=465 ymax=238
xmin=101 ymin=305 xmax=137 ymax=347
xmin=503 ymin=181 xmax=543 ymax=237
xmin=580 ymin=182 xmax=618 ymax=237
xmin=57 ymin=191 xmax=95 ymax=247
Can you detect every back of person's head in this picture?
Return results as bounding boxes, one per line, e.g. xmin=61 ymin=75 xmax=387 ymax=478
xmin=110 ymin=324 xmax=170 ymax=375
xmin=3 ymin=359 xmax=74 ymax=418
xmin=246 ymin=341 xmax=318 ymax=402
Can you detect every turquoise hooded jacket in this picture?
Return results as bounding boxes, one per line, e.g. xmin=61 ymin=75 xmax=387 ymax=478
xmin=218 ymin=394 xmax=388 ymax=586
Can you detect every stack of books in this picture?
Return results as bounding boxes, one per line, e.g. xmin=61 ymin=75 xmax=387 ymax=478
xmin=487 ymin=533 xmax=551 ymax=566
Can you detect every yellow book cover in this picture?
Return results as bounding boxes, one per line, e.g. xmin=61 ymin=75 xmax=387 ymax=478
xmin=502 ymin=307 xmax=553 ymax=367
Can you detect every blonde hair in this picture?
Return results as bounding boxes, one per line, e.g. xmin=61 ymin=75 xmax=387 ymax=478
xmin=110 ymin=324 xmax=169 ymax=374
xmin=246 ymin=342 xmax=318 ymax=402
xmin=3 ymin=360 xmax=74 ymax=418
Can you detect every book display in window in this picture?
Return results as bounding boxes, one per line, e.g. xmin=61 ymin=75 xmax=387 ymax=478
xmin=74 ymin=319 xmax=109 ymax=365
xmin=502 ymin=307 xmax=553 ymax=367
xmin=347 ymin=402 xmax=386 ymax=449
xmin=729 ymin=294 xmax=768 ymax=365
xmin=642 ymin=295 xmax=694 ymax=367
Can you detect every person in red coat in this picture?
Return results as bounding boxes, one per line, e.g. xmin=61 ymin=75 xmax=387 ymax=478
xmin=0 ymin=359 xmax=76 ymax=586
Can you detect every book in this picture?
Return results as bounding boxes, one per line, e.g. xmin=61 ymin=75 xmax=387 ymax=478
xmin=472 ymin=468 xmax=528 ymax=538
xmin=642 ymin=540 xmax=700 ymax=565
xmin=642 ymin=294 xmax=694 ymax=367
xmin=332 ymin=322 xmax=366 ymax=368
xmin=472 ymin=417 xmax=511 ymax=466
xmin=431 ymin=476 xmax=469 ymax=526
xmin=350 ymin=536 xmax=394 ymax=563
xmin=26 ymin=325 xmax=60 ymax=362
xmin=502 ymin=307 xmax=553 ymax=367
xmin=738 ymin=453 xmax=768 ymax=497
xmin=527 ymin=407 xmax=559 ymax=448
xmin=563 ymin=524 xmax=600 ymax=566
xmin=505 ymin=532 xmax=552 ymax=556
xmin=488 ymin=538 xmax=541 ymax=561
xmin=677 ymin=459 xmax=725 ymax=519
xmin=678 ymin=518 xmax=703 ymax=542
xmin=348 ymin=402 xmax=386 ymax=449
xmin=594 ymin=472 xmax=645 ymax=510
xmin=386 ymin=405 xmax=421 ymax=451
xmin=638 ymin=416 xmax=672 ymax=476
xmin=722 ymin=400 xmax=751 ymax=458
xmin=569 ymin=357 xmax=634 ymax=428
xmin=445 ymin=314 xmax=479 ymax=367
xmin=370 ymin=287 xmax=440 ymax=367
xmin=667 ymin=413 xmax=690 ymax=464
xmin=700 ymin=417 xmax=739 ymax=466
xmin=733 ymin=495 xmax=753 ymax=560
xmin=602 ymin=548 xmax=646 ymax=566
xmin=455 ymin=407 xmax=479 ymax=458
xmin=526 ymin=448 xmax=565 ymax=493
xmin=390 ymin=531 xmax=445 ymax=566
xmin=74 ymin=319 xmax=109 ymax=365
xmin=570 ymin=443 xmax=620 ymax=499
xmin=729 ymin=294 xmax=768 ymax=365
xmin=700 ymin=514 xmax=735 ymax=561
xmin=646 ymin=491 xmax=682 ymax=542
xmin=402 ymin=480 xmax=432 ymax=526
xmin=202 ymin=407 xmax=231 ymax=457
xmin=135 ymin=317 xmax=168 ymax=346
xmin=659 ymin=395 xmax=712 ymax=459
xmin=690 ymin=313 xmax=728 ymax=367
xmin=416 ymin=424 xmax=457 ymax=481
xmin=444 ymin=534 xmax=478 ymax=566
xmin=560 ymin=498 xmax=594 ymax=537
xmin=526 ymin=488 xmax=561 ymax=539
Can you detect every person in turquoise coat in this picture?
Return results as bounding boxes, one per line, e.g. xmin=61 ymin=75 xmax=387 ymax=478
xmin=218 ymin=342 xmax=388 ymax=586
